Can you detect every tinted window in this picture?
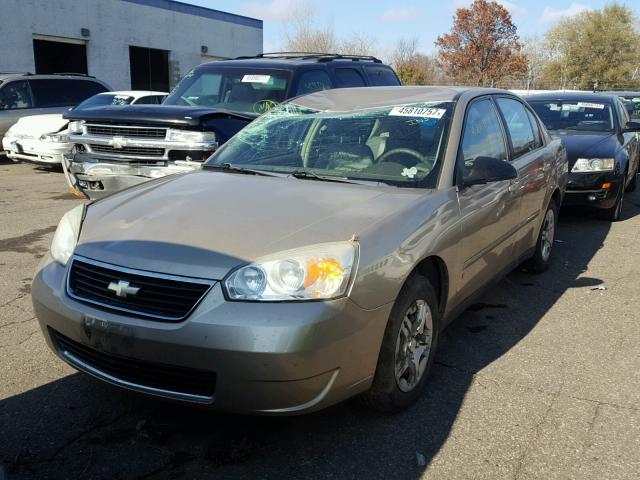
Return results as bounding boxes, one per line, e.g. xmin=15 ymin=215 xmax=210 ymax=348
xmin=619 ymin=95 xmax=640 ymax=119
xmin=526 ymin=108 xmax=543 ymax=148
xmin=0 ymin=80 xmax=33 ymax=110
xmin=334 ymin=68 xmax=366 ymax=88
xmin=295 ymin=70 xmax=333 ymax=95
xmin=364 ymin=65 xmax=400 ymax=86
xmin=616 ymin=99 xmax=630 ymax=127
xmin=133 ymin=95 xmax=165 ymax=105
xmin=29 ymin=79 xmax=107 ymax=107
xmin=461 ymin=99 xmax=507 ymax=172
xmin=496 ymin=97 xmax=536 ymax=158
xmin=528 ymin=100 xmax=614 ymax=133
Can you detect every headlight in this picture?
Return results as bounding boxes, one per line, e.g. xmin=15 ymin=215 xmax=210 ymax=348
xmin=224 ymin=242 xmax=358 ymax=301
xmin=166 ymin=129 xmax=216 ymax=143
xmin=50 ymin=204 xmax=85 ymax=265
xmin=572 ymin=158 xmax=614 ymax=172
xmin=68 ymin=121 xmax=84 ymax=134
xmin=40 ymin=133 xmax=70 ymax=143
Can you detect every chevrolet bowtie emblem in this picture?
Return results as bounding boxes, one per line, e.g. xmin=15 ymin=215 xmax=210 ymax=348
xmin=110 ymin=136 xmax=128 ymax=149
xmin=107 ymin=280 xmax=140 ymax=298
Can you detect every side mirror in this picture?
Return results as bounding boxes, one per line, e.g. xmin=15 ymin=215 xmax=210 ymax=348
xmin=462 ymin=156 xmax=518 ymax=187
xmin=623 ymin=121 xmax=640 ymax=132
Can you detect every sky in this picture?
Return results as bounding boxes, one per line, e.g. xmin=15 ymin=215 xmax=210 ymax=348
xmin=187 ymin=0 xmax=640 ymax=58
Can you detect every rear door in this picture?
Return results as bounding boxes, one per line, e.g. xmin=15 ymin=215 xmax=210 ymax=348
xmin=0 ymin=80 xmax=36 ymax=136
xmin=614 ymin=98 xmax=640 ymax=180
xmin=29 ymin=78 xmax=107 ymax=113
xmin=456 ymin=97 xmax=522 ymax=300
xmin=494 ymin=96 xmax=549 ymax=251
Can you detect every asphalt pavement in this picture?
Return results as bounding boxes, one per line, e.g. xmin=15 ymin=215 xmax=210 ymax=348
xmin=1 ymin=159 xmax=639 ymax=479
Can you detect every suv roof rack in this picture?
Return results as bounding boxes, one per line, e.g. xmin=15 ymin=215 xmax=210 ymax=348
xmin=52 ymin=72 xmax=96 ymax=78
xmin=233 ymin=52 xmax=383 ymax=63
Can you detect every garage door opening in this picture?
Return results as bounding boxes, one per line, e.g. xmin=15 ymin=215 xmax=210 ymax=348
xmin=129 ymin=46 xmax=170 ymax=91
xmin=33 ymin=39 xmax=88 ymax=75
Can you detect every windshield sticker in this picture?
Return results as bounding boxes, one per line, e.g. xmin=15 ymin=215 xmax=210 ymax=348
xmin=389 ymin=106 xmax=446 ymax=119
xmin=577 ymin=102 xmax=605 ymax=110
xmin=401 ymin=166 xmax=418 ymax=179
xmin=242 ymin=74 xmax=272 ymax=84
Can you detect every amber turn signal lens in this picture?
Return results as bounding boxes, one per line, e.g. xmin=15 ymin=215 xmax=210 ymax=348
xmin=601 ymin=182 xmax=612 ymax=190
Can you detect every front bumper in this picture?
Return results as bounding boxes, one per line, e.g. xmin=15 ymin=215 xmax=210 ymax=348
xmin=63 ymin=152 xmax=203 ymax=199
xmin=31 ymin=255 xmax=392 ymax=415
xmin=563 ymin=172 xmax=622 ymax=209
xmin=2 ymin=136 xmax=70 ymax=165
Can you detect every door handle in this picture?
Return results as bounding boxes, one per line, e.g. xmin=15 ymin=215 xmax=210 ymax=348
xmin=508 ymin=179 xmax=520 ymax=192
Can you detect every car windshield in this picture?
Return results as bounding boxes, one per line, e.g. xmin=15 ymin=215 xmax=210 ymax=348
xmin=164 ymin=68 xmax=290 ymax=116
xmin=76 ymin=94 xmax=135 ymax=109
xmin=206 ymin=101 xmax=454 ymax=187
xmin=528 ymin=100 xmax=615 ymax=133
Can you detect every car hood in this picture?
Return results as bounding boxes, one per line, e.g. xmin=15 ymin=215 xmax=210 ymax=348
xmin=76 ymin=171 xmax=428 ymax=279
xmin=551 ymin=131 xmax=620 ymax=168
xmin=63 ymin=104 xmax=257 ymax=127
xmin=8 ymin=114 xmax=67 ymax=137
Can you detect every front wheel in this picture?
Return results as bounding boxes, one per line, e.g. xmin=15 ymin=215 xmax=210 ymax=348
xmin=359 ymin=275 xmax=440 ymax=413
xmin=603 ymin=181 xmax=625 ymax=222
xmin=525 ymin=200 xmax=557 ymax=273
xmin=626 ymin=166 xmax=637 ymax=192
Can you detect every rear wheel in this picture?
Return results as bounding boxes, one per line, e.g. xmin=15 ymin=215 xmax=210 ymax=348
xmin=359 ymin=275 xmax=440 ymax=413
xmin=525 ymin=200 xmax=557 ymax=273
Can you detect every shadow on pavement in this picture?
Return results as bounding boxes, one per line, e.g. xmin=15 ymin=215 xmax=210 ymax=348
xmin=3 ymin=190 xmax=639 ymax=479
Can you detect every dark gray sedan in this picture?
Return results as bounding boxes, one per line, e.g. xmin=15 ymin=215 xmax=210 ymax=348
xmin=32 ymin=87 xmax=567 ymax=414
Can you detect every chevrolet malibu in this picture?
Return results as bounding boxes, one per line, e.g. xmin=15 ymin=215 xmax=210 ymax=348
xmin=32 ymin=87 xmax=567 ymax=414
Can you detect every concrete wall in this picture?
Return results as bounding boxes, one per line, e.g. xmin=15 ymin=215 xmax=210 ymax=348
xmin=0 ymin=0 xmax=263 ymax=90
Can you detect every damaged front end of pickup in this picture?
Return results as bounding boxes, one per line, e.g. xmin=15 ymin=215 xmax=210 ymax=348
xmin=61 ymin=107 xmax=256 ymax=199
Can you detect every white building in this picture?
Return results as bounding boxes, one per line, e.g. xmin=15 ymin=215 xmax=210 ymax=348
xmin=0 ymin=0 xmax=263 ymax=90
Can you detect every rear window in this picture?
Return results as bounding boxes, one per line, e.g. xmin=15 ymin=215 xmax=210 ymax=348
xmin=76 ymin=94 xmax=134 ymax=109
xmin=29 ymin=79 xmax=107 ymax=108
xmin=334 ymin=68 xmax=366 ymax=88
xmin=528 ymin=100 xmax=615 ymax=133
xmin=364 ymin=65 xmax=400 ymax=86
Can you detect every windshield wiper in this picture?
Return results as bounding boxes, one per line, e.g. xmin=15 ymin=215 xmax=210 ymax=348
xmin=289 ymin=170 xmax=374 ymax=185
xmin=203 ymin=163 xmax=280 ymax=177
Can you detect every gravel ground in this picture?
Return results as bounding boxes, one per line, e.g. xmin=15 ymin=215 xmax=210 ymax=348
xmin=1 ymin=159 xmax=639 ymax=480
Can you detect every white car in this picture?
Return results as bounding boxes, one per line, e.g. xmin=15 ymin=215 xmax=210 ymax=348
xmin=2 ymin=91 xmax=167 ymax=165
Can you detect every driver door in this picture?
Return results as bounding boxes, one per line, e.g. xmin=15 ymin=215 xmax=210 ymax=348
xmin=456 ymin=97 xmax=522 ymax=300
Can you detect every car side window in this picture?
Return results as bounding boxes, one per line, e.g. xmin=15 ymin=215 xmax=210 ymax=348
xmin=0 ymin=80 xmax=34 ymax=110
xmin=617 ymin=99 xmax=630 ymax=129
xmin=364 ymin=65 xmax=401 ymax=86
xmin=526 ymin=108 xmax=543 ymax=148
xmin=295 ymin=70 xmax=333 ymax=95
xmin=29 ymin=79 xmax=107 ymax=108
xmin=460 ymin=98 xmax=508 ymax=176
xmin=334 ymin=68 xmax=366 ymax=88
xmin=496 ymin=97 xmax=537 ymax=159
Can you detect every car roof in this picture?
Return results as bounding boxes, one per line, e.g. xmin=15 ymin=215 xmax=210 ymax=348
xmin=602 ymin=91 xmax=640 ymax=97
xmin=199 ymin=53 xmax=390 ymax=71
xmin=98 ymin=90 xmax=167 ymax=99
xmin=524 ymin=91 xmax=619 ymax=103
xmin=289 ymin=86 xmax=507 ymax=112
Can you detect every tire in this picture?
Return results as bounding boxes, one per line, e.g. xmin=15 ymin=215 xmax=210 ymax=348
xmin=359 ymin=275 xmax=440 ymax=413
xmin=603 ymin=181 xmax=625 ymax=222
xmin=524 ymin=200 xmax=558 ymax=273
xmin=626 ymin=166 xmax=637 ymax=192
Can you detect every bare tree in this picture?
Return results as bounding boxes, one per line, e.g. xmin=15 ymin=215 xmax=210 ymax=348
xmin=282 ymin=2 xmax=337 ymax=53
xmin=521 ymin=36 xmax=553 ymax=90
xmin=339 ymin=33 xmax=378 ymax=56
xmin=390 ymin=37 xmax=448 ymax=85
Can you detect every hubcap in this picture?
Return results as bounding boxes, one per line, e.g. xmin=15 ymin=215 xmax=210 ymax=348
xmin=540 ymin=208 xmax=555 ymax=262
xmin=394 ymin=299 xmax=433 ymax=393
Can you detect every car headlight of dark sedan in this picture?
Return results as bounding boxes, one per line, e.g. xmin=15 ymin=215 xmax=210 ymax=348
xmin=224 ymin=242 xmax=358 ymax=301
xmin=571 ymin=157 xmax=614 ymax=172
xmin=50 ymin=204 xmax=85 ymax=265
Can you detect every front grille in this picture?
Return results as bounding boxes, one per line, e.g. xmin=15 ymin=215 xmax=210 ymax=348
xmin=51 ymin=328 xmax=216 ymax=398
xmin=89 ymin=144 xmax=165 ymax=157
xmin=67 ymin=257 xmax=214 ymax=321
xmin=86 ymin=125 xmax=166 ymax=138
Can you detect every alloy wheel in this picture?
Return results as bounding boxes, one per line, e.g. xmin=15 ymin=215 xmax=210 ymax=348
xmin=394 ymin=299 xmax=433 ymax=392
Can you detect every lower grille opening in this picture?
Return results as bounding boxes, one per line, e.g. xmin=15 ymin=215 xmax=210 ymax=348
xmin=51 ymin=328 xmax=216 ymax=399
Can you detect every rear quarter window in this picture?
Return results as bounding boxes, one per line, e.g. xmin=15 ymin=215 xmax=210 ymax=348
xmin=364 ymin=65 xmax=400 ymax=86
xmin=29 ymin=79 xmax=107 ymax=107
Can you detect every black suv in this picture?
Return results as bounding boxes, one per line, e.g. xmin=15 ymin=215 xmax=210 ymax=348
xmin=63 ymin=53 xmax=400 ymax=199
